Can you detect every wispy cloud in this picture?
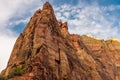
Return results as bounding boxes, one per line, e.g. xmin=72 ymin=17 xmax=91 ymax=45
xmin=0 ymin=0 xmax=43 ymax=36
xmin=0 ymin=36 xmax=16 ymax=72
xmin=54 ymin=1 xmax=120 ymax=39
xmin=104 ymin=5 xmax=120 ymax=11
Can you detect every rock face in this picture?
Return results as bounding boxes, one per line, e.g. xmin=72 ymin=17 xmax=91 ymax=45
xmin=2 ymin=2 xmax=120 ymax=80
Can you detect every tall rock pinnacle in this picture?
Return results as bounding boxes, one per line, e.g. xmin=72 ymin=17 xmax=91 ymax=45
xmin=43 ymin=2 xmax=53 ymax=11
xmin=1 ymin=2 xmax=120 ymax=80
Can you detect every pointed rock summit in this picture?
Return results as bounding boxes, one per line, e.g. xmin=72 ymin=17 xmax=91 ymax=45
xmin=43 ymin=2 xmax=53 ymax=10
xmin=1 ymin=2 xmax=120 ymax=80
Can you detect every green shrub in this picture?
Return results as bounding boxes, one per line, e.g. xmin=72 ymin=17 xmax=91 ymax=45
xmin=0 ymin=75 xmax=7 ymax=80
xmin=40 ymin=77 xmax=44 ymax=80
xmin=14 ymin=67 xmax=23 ymax=76
xmin=7 ymin=72 xmax=14 ymax=79
xmin=7 ymin=67 xmax=24 ymax=79
xmin=22 ymin=61 xmax=28 ymax=73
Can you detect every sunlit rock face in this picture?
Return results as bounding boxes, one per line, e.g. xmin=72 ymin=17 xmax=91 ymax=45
xmin=2 ymin=2 xmax=120 ymax=80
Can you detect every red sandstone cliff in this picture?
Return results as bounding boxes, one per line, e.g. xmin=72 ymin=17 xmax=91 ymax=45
xmin=1 ymin=2 xmax=120 ymax=80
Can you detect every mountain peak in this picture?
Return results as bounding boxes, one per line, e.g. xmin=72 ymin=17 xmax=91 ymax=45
xmin=43 ymin=2 xmax=53 ymax=10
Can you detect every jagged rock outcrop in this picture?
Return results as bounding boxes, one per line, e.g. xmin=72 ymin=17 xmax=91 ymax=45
xmin=2 ymin=2 xmax=120 ymax=80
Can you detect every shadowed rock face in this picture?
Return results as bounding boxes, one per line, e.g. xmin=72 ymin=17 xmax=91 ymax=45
xmin=2 ymin=2 xmax=120 ymax=80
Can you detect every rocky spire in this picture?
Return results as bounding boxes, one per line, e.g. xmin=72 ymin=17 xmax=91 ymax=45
xmin=2 ymin=2 xmax=69 ymax=77
xmin=42 ymin=2 xmax=53 ymax=11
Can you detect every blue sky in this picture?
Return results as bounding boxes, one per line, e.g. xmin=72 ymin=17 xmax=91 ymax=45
xmin=0 ymin=0 xmax=120 ymax=72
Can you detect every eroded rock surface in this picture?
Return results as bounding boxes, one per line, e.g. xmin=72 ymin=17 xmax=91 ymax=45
xmin=2 ymin=2 xmax=120 ymax=80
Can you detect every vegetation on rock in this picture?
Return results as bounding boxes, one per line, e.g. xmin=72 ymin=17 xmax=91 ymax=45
xmin=7 ymin=67 xmax=24 ymax=79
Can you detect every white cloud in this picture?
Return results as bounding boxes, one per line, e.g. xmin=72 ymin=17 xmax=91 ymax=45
xmin=0 ymin=36 xmax=16 ymax=72
xmin=64 ymin=12 xmax=70 ymax=18
xmin=54 ymin=2 xmax=120 ymax=39
xmin=104 ymin=5 xmax=120 ymax=11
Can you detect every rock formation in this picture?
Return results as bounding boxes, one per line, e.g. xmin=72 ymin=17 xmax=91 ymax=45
xmin=1 ymin=2 xmax=120 ymax=80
